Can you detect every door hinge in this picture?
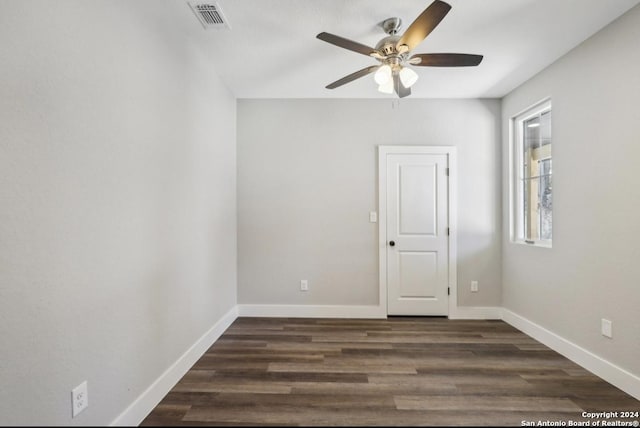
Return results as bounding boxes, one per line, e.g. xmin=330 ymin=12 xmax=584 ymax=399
xmin=447 ymin=227 xmax=450 ymax=236
xmin=447 ymin=287 xmax=450 ymax=296
xmin=445 ymin=167 xmax=449 ymax=176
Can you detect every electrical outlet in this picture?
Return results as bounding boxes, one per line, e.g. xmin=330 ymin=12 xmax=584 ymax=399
xmin=471 ymin=281 xmax=478 ymax=292
xmin=71 ymin=381 xmax=88 ymax=417
xmin=369 ymin=211 xmax=377 ymax=223
xmin=300 ymin=280 xmax=308 ymax=291
xmin=601 ymin=319 xmax=612 ymax=338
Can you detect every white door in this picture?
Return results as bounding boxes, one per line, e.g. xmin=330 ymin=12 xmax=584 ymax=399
xmin=383 ymin=150 xmax=450 ymax=316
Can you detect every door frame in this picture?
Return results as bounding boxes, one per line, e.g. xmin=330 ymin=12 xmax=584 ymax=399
xmin=378 ymin=145 xmax=458 ymax=317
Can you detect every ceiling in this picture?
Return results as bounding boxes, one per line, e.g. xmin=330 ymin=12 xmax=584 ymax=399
xmin=179 ymin=0 xmax=640 ymax=99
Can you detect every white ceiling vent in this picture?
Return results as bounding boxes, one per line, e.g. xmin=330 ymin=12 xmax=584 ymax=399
xmin=188 ymin=1 xmax=231 ymax=30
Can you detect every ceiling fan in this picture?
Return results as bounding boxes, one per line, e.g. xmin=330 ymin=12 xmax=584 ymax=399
xmin=316 ymin=0 xmax=483 ymax=98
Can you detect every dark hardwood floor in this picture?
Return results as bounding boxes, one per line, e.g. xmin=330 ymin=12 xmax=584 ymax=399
xmin=141 ymin=317 xmax=639 ymax=426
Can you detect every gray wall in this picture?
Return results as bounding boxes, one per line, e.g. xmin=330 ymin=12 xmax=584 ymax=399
xmin=501 ymin=5 xmax=640 ymax=377
xmin=238 ymin=99 xmax=502 ymax=308
xmin=0 ymin=1 xmax=237 ymax=425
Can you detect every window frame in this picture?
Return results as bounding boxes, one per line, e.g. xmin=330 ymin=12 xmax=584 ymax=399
xmin=509 ymin=98 xmax=552 ymax=248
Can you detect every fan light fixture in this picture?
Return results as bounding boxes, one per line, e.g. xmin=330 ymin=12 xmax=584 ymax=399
xmin=316 ymin=1 xmax=484 ymax=98
xmin=376 ymin=66 xmax=418 ymax=94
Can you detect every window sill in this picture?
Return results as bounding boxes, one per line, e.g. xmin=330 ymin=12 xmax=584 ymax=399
xmin=512 ymin=240 xmax=552 ymax=248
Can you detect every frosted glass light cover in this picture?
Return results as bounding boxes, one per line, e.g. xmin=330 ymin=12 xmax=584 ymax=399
xmin=399 ymin=67 xmax=419 ymax=88
xmin=378 ymin=79 xmax=394 ymax=94
xmin=374 ymin=65 xmax=392 ymax=85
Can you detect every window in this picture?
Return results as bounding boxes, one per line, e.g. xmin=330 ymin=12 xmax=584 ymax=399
xmin=511 ymin=99 xmax=552 ymax=246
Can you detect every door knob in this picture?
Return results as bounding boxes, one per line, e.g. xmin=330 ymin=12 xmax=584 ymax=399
xmin=389 ymin=241 xmax=395 ymax=247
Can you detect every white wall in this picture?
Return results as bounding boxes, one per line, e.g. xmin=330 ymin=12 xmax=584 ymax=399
xmin=238 ymin=98 xmax=501 ymax=309
xmin=502 ymin=5 xmax=640 ymax=378
xmin=0 ymin=1 xmax=237 ymax=425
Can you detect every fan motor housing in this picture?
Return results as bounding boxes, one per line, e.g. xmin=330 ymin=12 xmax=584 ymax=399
xmin=375 ymin=35 xmax=401 ymax=56
xmin=375 ymin=35 xmax=409 ymax=69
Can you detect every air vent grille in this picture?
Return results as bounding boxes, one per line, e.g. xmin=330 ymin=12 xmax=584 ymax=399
xmin=188 ymin=1 xmax=231 ymax=30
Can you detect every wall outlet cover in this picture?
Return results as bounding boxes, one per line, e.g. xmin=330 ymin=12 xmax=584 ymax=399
xmin=72 ymin=381 xmax=88 ymax=418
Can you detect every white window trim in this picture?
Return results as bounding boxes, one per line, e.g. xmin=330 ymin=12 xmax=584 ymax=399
xmin=509 ymin=98 xmax=552 ymax=248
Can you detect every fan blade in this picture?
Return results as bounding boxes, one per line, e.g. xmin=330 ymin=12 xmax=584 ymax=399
xmin=317 ymin=32 xmax=378 ymax=57
xmin=326 ymin=65 xmax=380 ymax=89
xmin=397 ymin=0 xmax=451 ymax=52
xmin=393 ymin=74 xmax=411 ymax=98
xmin=410 ymin=53 xmax=483 ymax=67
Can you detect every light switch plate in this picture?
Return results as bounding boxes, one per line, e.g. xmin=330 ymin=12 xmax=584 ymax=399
xmin=601 ymin=319 xmax=612 ymax=338
xmin=369 ymin=212 xmax=377 ymax=223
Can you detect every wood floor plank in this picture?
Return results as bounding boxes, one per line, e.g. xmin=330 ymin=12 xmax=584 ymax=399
xmin=179 ymin=369 xmax=216 ymax=383
xmin=211 ymin=339 xmax=268 ymax=348
xmin=453 ymin=383 xmax=581 ymax=398
xmin=207 ymin=392 xmax=397 ymax=410
xmin=394 ymin=395 xmax=583 ymax=412
xmin=210 ymin=370 xmax=369 ymax=383
xmin=197 ymin=353 xmax=325 ymax=363
xmin=172 ymin=381 xmax=292 ymax=394
xmin=141 ymin=317 xmax=639 ymax=426
xmin=369 ymin=373 xmax=530 ymax=387
xmin=157 ymin=391 xmax=220 ymax=405
xmin=289 ymin=381 xmax=457 ymax=396
xmin=268 ymin=361 xmax=418 ymax=375
xmin=268 ymin=341 xmax=394 ymax=351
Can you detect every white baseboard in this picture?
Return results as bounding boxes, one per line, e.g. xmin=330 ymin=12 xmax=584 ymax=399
xmin=110 ymin=306 xmax=238 ymax=426
xmin=237 ymin=304 xmax=502 ymax=320
xmin=237 ymin=304 xmax=386 ymax=319
xmin=110 ymin=304 xmax=640 ymax=427
xmin=502 ymin=309 xmax=640 ymax=401
xmin=449 ymin=306 xmax=502 ymax=320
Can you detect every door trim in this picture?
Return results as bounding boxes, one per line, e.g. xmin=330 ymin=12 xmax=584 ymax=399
xmin=378 ymin=146 xmax=458 ymax=317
